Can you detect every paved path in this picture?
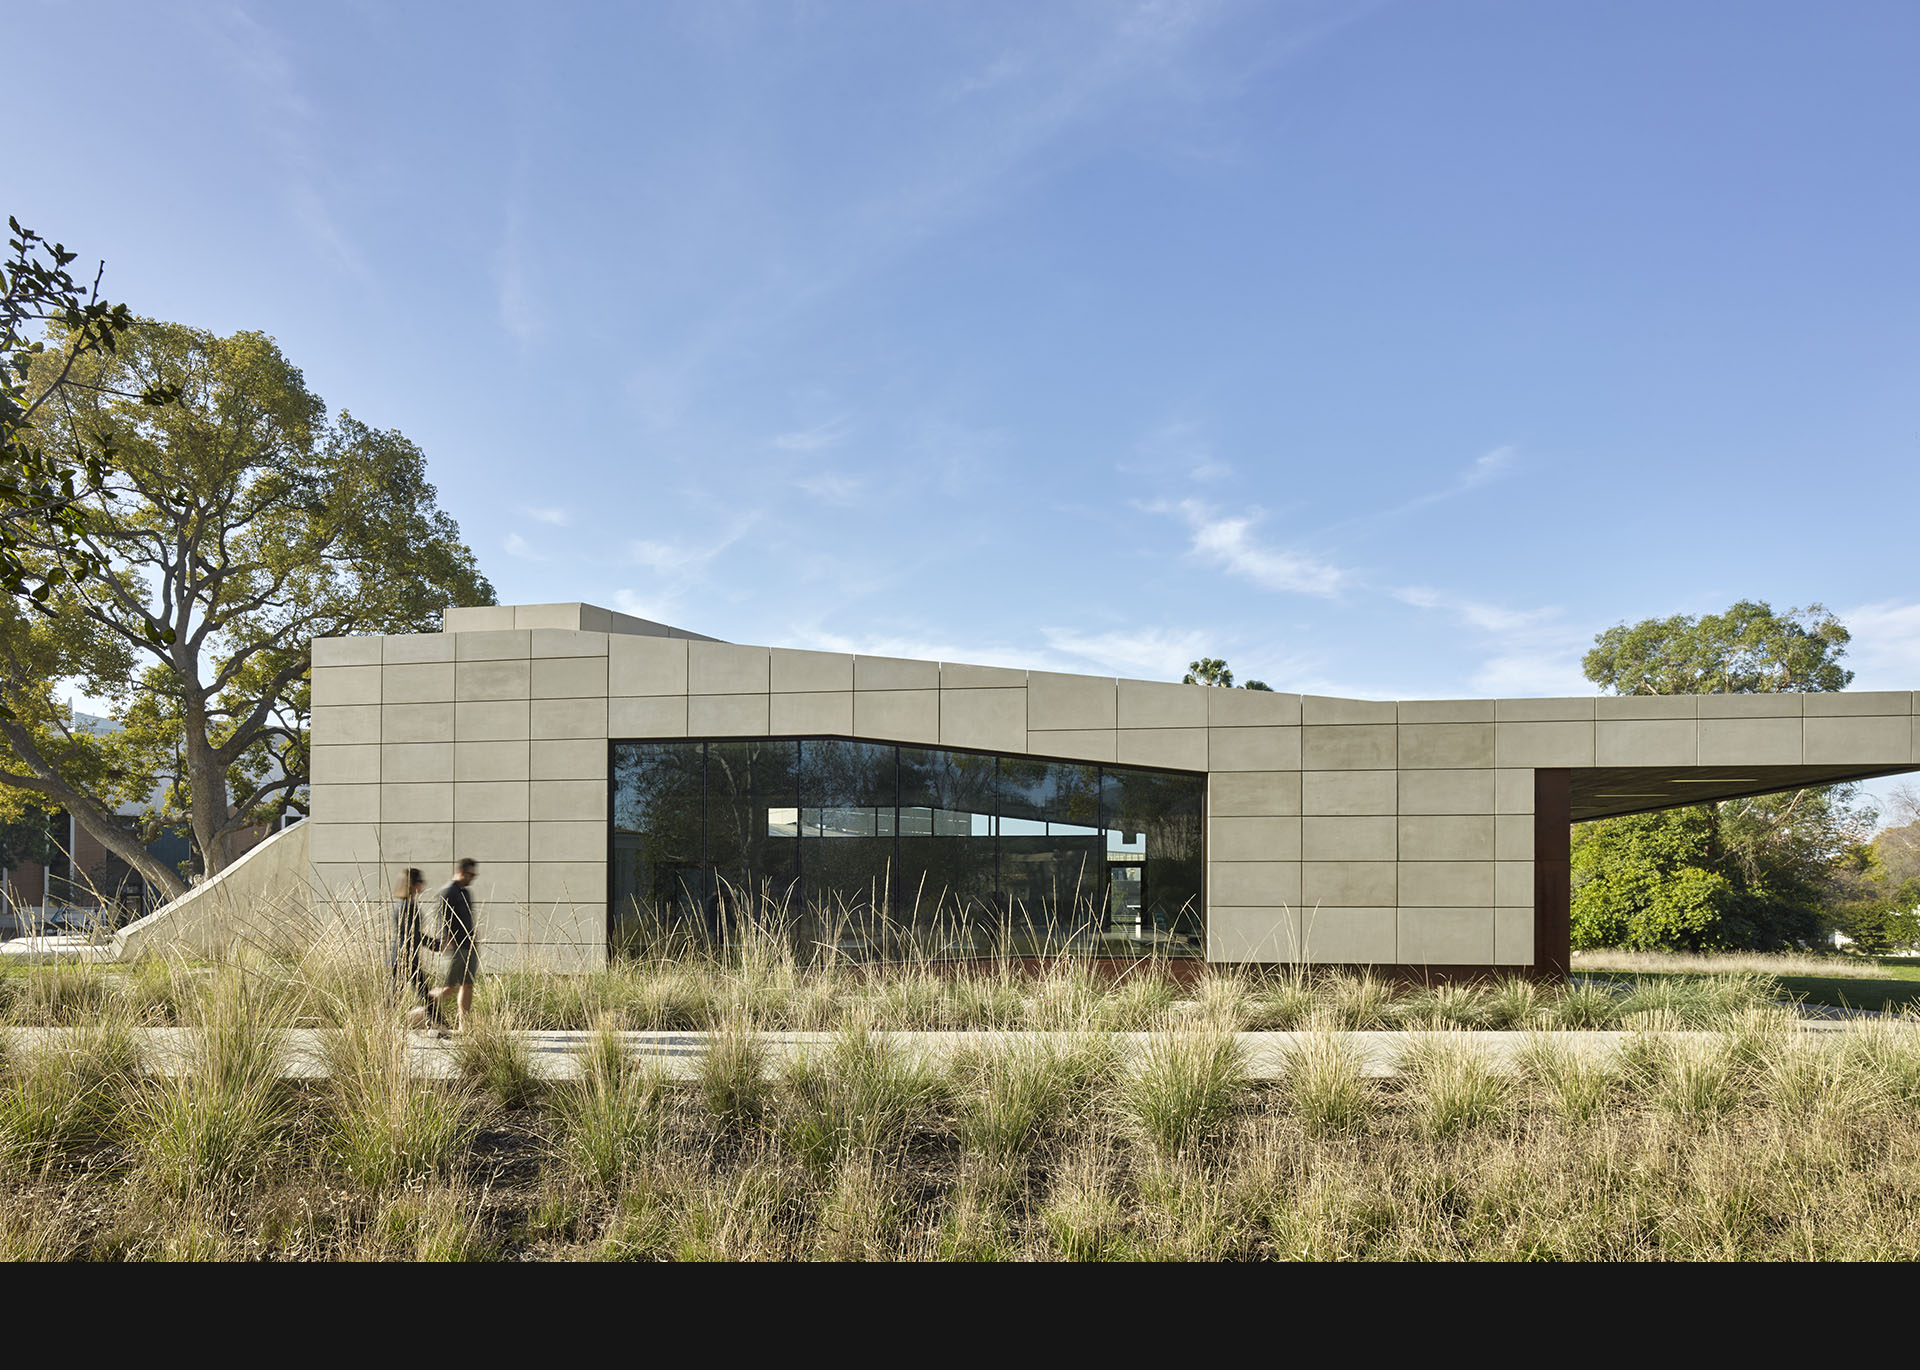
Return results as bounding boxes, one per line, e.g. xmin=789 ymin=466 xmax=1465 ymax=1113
xmin=1 ymin=1023 xmax=1891 ymax=1082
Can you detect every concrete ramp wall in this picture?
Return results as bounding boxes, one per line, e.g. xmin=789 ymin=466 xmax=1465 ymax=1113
xmin=115 ymin=821 xmax=315 ymax=961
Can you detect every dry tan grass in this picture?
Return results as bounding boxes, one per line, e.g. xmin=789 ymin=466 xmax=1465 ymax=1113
xmin=1572 ymin=948 xmax=1905 ymax=979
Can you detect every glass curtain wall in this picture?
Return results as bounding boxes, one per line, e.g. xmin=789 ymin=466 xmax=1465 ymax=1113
xmin=610 ymin=738 xmax=1204 ymax=959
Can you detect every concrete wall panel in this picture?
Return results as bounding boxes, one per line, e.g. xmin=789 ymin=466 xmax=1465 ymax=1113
xmin=1697 ymin=717 xmax=1803 ymax=765
xmin=1118 ymin=728 xmax=1208 ymax=771
xmin=382 ymin=703 xmax=452 ymax=744
xmin=852 ymin=690 xmax=939 ymax=745
xmin=314 ymin=706 xmax=382 ymax=748
xmin=1301 ymin=724 xmax=1395 ymax=770
xmin=314 ymin=636 xmax=383 ymax=667
xmin=770 ymin=691 xmax=855 ymax=736
xmin=384 ymin=736 xmax=455 ymax=779
xmin=1209 ymin=727 xmax=1302 ymax=772
xmin=1026 ymin=729 xmax=1117 ymax=763
xmin=1209 ymin=861 xmax=1301 ymax=907
xmin=1302 ymin=770 xmax=1396 ymax=816
xmin=456 ymin=659 xmax=531 ymax=701
xmin=1398 ymin=769 xmax=1494 ymax=815
xmin=1207 ymin=771 xmax=1302 ymax=817
xmin=1397 ymin=815 xmax=1493 ymax=862
xmin=1804 ymin=714 xmax=1913 ymax=764
xmin=690 ymin=642 xmax=770 ymax=694
xmin=1597 ymin=719 xmax=1697 ymax=766
xmin=1207 ymin=689 xmax=1302 ymax=727
xmin=1400 ymin=908 xmax=1496 ymax=964
xmin=940 ymin=687 xmax=1027 ymax=753
xmin=1118 ymin=679 xmax=1209 ymax=729
xmin=531 ymin=739 xmax=609 ymax=781
xmin=1397 ymin=861 xmax=1494 ymax=906
xmin=1208 ymin=816 xmax=1303 ymax=862
xmin=1397 ymin=723 xmax=1495 ymax=769
xmin=1494 ymin=721 xmax=1595 ymax=767
xmin=1302 ymin=861 xmax=1397 ymax=906
xmin=1028 ymin=672 xmax=1117 ymax=730
xmin=609 ymin=696 xmax=687 ymax=738
xmin=855 ymin=655 xmax=940 ymax=691
xmin=771 ymin=648 xmax=854 ymax=693
xmin=687 ymin=694 xmax=771 ymax=736
xmin=454 ymin=630 xmax=529 ymax=661
xmin=1208 ymin=906 xmax=1305 ymax=963
xmin=1298 ymin=907 xmax=1398 ymax=964
xmin=454 ymin=740 xmax=530 ymax=782
xmin=1302 ymin=816 xmax=1396 ymax=861
xmin=609 ymin=636 xmax=689 ymax=696
xmin=382 ymin=663 xmax=455 ymax=704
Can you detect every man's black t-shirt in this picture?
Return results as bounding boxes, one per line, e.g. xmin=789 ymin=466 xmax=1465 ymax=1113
xmin=440 ymin=880 xmax=475 ymax=950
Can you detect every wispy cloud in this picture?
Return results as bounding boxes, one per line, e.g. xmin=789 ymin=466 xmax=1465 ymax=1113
xmin=1392 ymin=585 xmax=1558 ymax=635
xmin=1043 ymin=625 xmax=1218 ymax=681
xmin=1147 ymin=498 xmax=1346 ymax=597
xmin=792 ymin=471 xmax=865 ymax=504
xmin=1393 ymin=583 xmax=1594 ymax=697
xmin=1315 ymin=444 xmax=1521 ymax=537
xmin=773 ymin=417 xmax=853 ymax=452
xmin=199 ymin=9 xmax=364 ymax=277
xmin=525 ymin=506 xmax=570 ymax=527
xmin=1128 ymin=420 xmax=1232 ymax=483
xmin=1839 ymin=599 xmax=1920 ymax=690
xmin=503 ymin=532 xmax=545 ymax=561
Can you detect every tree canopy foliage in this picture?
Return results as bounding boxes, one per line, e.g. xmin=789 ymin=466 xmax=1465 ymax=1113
xmin=1183 ymin=657 xmax=1273 ymax=691
xmin=0 ymin=320 xmax=493 ymax=893
xmin=2 ymin=218 xmax=177 ymax=614
xmin=1585 ymin=600 xmax=1852 ymax=695
xmin=1572 ymin=599 xmax=1880 ymax=951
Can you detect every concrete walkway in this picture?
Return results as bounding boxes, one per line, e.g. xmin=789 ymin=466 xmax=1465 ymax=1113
xmin=0 ymin=1023 xmax=1889 ymax=1082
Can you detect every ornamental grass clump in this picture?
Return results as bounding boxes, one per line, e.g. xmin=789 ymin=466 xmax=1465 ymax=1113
xmin=1313 ymin=971 xmax=1393 ymax=1029
xmin=451 ymin=1010 xmax=540 ymax=1109
xmin=322 ymin=1017 xmax=479 ymax=1192
xmin=1040 ymin=1147 xmax=1135 ymax=1261
xmin=1650 ymin=1036 xmax=1743 ymax=1127
xmin=1839 ymin=1016 xmax=1920 ymax=1108
xmin=1547 ymin=980 xmax=1621 ymax=1029
xmin=696 ymin=1017 xmax=770 ymax=1132
xmin=1398 ymin=982 xmax=1490 ymax=1030
xmin=954 ymin=1037 xmax=1098 ymax=1163
xmin=551 ymin=1028 xmax=670 ymax=1191
xmin=1244 ymin=971 xmax=1315 ymax=1030
xmin=1277 ymin=1032 xmax=1374 ymax=1139
xmin=133 ymin=968 xmax=291 ymax=1200
xmin=1396 ymin=1034 xmax=1512 ymax=1140
xmin=776 ymin=1022 xmax=949 ymax=1172
xmin=1515 ymin=1034 xmax=1616 ymax=1125
xmin=1120 ymin=1026 xmax=1246 ymax=1159
xmin=0 ymin=1021 xmax=143 ymax=1174
xmin=1484 ymin=977 xmax=1547 ymax=1030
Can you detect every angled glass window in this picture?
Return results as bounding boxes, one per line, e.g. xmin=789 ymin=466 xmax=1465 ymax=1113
xmin=611 ymin=737 xmax=1205 ymax=960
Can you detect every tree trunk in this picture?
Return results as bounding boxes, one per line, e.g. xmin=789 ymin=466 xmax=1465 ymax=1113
xmin=0 ymin=719 xmax=190 ymax=901
xmin=176 ymin=651 xmax=237 ymax=879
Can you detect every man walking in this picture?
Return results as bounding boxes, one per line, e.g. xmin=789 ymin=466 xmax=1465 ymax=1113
xmin=409 ymin=858 xmax=480 ymax=1034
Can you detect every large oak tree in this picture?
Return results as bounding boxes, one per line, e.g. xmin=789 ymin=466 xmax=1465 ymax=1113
xmin=1574 ymin=600 xmax=1874 ymax=951
xmin=0 ymin=321 xmax=493 ymax=896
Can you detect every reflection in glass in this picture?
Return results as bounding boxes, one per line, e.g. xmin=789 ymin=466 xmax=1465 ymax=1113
xmin=611 ymin=738 xmax=1205 ymax=959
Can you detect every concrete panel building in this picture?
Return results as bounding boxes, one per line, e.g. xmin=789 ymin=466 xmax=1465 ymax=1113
xmin=303 ymin=603 xmax=1920 ymax=975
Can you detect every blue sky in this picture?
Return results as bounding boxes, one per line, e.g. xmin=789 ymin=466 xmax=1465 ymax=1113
xmin=15 ymin=2 xmax=1920 ymax=727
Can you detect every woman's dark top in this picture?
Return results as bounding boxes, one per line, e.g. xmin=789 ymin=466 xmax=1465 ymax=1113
xmin=390 ymin=895 xmax=424 ymax=970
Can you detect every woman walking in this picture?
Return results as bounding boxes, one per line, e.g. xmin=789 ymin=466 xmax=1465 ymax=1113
xmin=391 ymin=868 xmax=434 ymax=1018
